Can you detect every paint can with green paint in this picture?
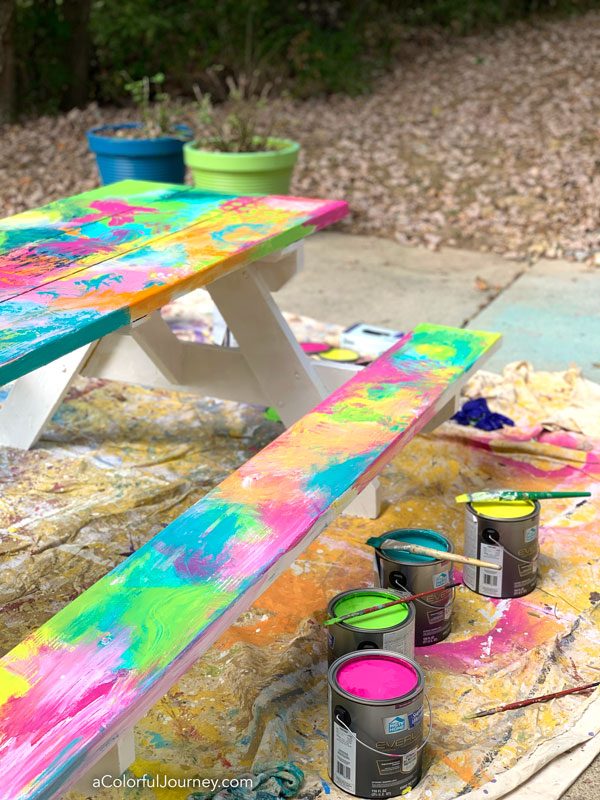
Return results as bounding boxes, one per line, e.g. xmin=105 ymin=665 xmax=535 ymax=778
xmin=327 ymin=589 xmax=415 ymax=664
xmin=373 ymin=530 xmax=454 ymax=647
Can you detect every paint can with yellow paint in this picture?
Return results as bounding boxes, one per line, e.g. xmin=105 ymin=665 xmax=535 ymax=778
xmin=463 ymin=500 xmax=540 ymax=598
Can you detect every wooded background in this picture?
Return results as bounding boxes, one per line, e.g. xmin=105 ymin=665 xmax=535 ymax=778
xmin=0 ymin=0 xmax=597 ymax=123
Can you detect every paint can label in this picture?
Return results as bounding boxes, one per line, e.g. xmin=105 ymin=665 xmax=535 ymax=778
xmin=463 ymin=513 xmax=479 ymax=590
xmin=402 ymin=748 xmax=419 ymax=773
xmin=478 ymin=542 xmax=503 ymax=597
xmin=383 ymin=626 xmax=415 ymax=660
xmin=333 ymin=721 xmax=356 ymax=794
xmin=383 ymin=707 xmax=422 ymax=735
xmin=525 ymin=525 xmax=538 ymax=543
xmin=433 ymin=570 xmax=450 ymax=588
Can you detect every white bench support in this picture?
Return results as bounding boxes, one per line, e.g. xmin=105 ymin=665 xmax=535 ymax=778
xmin=0 ymin=344 xmax=97 ymax=450
xmin=0 ymin=247 xmax=461 ymax=515
xmin=74 ymin=728 xmax=135 ymax=794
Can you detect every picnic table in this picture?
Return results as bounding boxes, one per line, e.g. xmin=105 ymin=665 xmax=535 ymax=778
xmin=0 ymin=180 xmax=390 ymax=511
xmin=0 ymin=181 xmax=502 ymax=799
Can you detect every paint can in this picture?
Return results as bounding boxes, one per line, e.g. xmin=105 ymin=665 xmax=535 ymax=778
xmin=328 ymin=651 xmax=428 ymax=798
xmin=327 ymin=588 xmax=415 ymax=664
xmin=373 ymin=529 xmax=454 ymax=647
xmin=463 ymin=500 xmax=540 ymax=598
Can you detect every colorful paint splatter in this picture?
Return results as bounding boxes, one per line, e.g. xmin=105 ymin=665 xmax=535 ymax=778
xmin=0 ymin=180 xmax=348 ymax=385
xmin=0 ymin=323 xmax=498 ymax=799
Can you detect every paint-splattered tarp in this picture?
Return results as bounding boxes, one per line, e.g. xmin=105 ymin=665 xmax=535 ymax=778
xmin=0 ymin=343 xmax=598 ymax=800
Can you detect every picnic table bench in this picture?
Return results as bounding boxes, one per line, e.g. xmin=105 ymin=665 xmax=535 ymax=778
xmin=0 ymin=181 xmax=500 ymax=798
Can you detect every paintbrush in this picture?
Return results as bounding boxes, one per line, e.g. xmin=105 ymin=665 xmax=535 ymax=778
xmin=464 ymin=681 xmax=600 ymax=720
xmin=366 ymin=536 xmax=501 ymax=571
xmin=455 ymin=490 xmax=591 ymax=504
xmin=324 ymin=581 xmax=463 ymax=626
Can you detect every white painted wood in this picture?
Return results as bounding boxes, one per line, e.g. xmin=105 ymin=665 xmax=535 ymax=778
xmin=421 ymin=396 xmax=458 ymax=433
xmin=259 ymin=247 xmax=303 ymax=291
xmin=0 ymin=344 xmax=97 ymax=449
xmin=208 ymin=264 xmax=327 ymax=427
xmin=73 ymin=729 xmax=135 ymax=794
xmin=83 ymin=326 xmax=364 ymax=408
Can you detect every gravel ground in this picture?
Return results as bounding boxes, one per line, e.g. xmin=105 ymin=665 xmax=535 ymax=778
xmin=1 ymin=11 xmax=598 ymax=263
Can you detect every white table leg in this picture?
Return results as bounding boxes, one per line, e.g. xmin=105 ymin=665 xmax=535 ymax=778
xmin=208 ymin=264 xmax=381 ymax=517
xmin=0 ymin=343 xmax=97 ymax=449
xmin=208 ymin=264 xmax=326 ymax=427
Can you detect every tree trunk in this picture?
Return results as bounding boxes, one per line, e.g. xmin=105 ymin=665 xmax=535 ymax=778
xmin=63 ymin=0 xmax=92 ymax=108
xmin=0 ymin=0 xmax=15 ymax=123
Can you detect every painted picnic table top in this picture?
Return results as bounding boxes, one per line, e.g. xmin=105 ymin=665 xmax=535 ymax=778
xmin=0 ymin=323 xmax=500 ymax=800
xmin=0 ymin=180 xmax=348 ymax=386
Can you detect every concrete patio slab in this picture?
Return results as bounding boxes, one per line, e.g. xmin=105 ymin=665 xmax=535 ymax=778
xmin=277 ymin=232 xmax=523 ymax=330
xmin=281 ymin=233 xmax=599 ymax=381
xmin=469 ymin=258 xmax=600 ymax=380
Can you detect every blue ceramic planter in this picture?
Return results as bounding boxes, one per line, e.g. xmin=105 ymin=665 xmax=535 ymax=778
xmin=87 ymin=123 xmax=192 ymax=185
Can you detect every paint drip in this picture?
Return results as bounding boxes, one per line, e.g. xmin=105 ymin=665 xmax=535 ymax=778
xmin=327 ymin=589 xmax=415 ymax=663
xmin=373 ymin=529 xmax=454 ymax=646
xmin=328 ymin=651 xmax=426 ymax=798
xmin=463 ymin=500 xmax=540 ymax=598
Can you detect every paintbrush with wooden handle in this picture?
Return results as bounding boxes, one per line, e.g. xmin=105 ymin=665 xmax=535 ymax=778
xmin=325 ymin=581 xmax=463 ymax=626
xmin=366 ymin=536 xmax=501 ymax=571
xmin=464 ymin=681 xmax=600 ymax=720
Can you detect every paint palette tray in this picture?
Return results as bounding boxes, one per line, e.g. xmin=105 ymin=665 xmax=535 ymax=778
xmin=340 ymin=323 xmax=404 ymax=359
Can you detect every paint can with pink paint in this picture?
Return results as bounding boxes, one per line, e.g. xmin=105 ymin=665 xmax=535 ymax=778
xmin=327 ymin=588 xmax=415 ymax=664
xmin=328 ymin=651 xmax=429 ymax=798
xmin=372 ymin=529 xmax=454 ymax=646
xmin=463 ymin=500 xmax=540 ymax=598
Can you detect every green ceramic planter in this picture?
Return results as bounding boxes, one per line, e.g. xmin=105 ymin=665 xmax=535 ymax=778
xmin=184 ymin=137 xmax=300 ymax=195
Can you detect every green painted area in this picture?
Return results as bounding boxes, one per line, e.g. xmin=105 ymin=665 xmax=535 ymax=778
xmin=333 ymin=590 xmax=408 ymax=630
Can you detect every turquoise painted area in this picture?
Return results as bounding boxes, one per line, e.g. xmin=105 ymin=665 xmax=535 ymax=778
xmin=0 ymin=306 xmax=131 ymax=386
xmin=379 ymin=529 xmax=451 ymax=564
xmin=305 ymin=451 xmax=380 ymax=500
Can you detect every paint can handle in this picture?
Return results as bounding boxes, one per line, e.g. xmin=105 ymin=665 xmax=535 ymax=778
xmin=488 ymin=538 xmax=539 ymax=566
xmin=335 ymin=693 xmax=433 ymax=760
xmin=407 ymin=584 xmax=456 ymax=609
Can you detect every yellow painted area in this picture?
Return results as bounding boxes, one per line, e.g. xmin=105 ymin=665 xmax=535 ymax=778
xmin=471 ymin=499 xmax=536 ymax=519
xmin=318 ymin=347 xmax=358 ymax=362
xmin=0 ymin=668 xmax=30 ymax=706
xmin=413 ymin=342 xmax=456 ymax=361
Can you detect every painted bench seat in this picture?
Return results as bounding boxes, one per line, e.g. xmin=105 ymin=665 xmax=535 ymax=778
xmin=0 ymin=323 xmax=500 ymax=800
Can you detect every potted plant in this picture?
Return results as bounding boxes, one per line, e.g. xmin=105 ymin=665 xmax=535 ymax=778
xmin=87 ymin=74 xmax=192 ymax=185
xmin=184 ymin=73 xmax=300 ymax=195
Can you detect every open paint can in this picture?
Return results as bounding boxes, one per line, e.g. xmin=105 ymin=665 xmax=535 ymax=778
xmin=463 ymin=500 xmax=540 ymax=598
xmin=373 ymin=529 xmax=454 ymax=646
xmin=327 ymin=588 xmax=415 ymax=664
xmin=328 ymin=651 xmax=428 ymax=798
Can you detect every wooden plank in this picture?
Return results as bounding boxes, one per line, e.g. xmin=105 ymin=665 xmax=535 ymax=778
xmin=0 ymin=194 xmax=348 ymax=386
xmin=0 ymin=323 xmax=500 ymax=800
xmin=0 ymin=180 xmax=183 ymax=245
xmin=0 ymin=182 xmax=238 ymax=304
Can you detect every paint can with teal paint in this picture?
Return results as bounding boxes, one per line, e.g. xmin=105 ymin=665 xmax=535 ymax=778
xmin=373 ymin=529 xmax=454 ymax=647
xmin=327 ymin=589 xmax=415 ymax=664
